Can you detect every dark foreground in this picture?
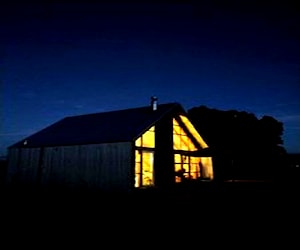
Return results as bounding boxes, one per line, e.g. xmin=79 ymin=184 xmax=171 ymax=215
xmin=1 ymin=181 xmax=299 ymax=247
xmin=1 ymin=181 xmax=299 ymax=212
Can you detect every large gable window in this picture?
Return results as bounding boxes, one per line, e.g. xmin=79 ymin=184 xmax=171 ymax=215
xmin=173 ymin=116 xmax=213 ymax=182
xmin=173 ymin=118 xmax=197 ymax=151
xmin=178 ymin=115 xmax=208 ymax=149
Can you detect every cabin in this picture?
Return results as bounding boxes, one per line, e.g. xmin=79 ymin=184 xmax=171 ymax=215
xmin=6 ymin=99 xmax=214 ymax=192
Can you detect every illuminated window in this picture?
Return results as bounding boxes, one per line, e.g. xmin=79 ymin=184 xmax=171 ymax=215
xmin=135 ymin=151 xmax=142 ymax=188
xmin=135 ymin=150 xmax=154 ymax=187
xmin=173 ymin=116 xmax=213 ymax=182
xmin=173 ymin=119 xmax=197 ymax=151
xmin=200 ymin=157 xmax=214 ymax=179
xmin=178 ymin=115 xmax=208 ymax=149
xmin=135 ymin=126 xmax=155 ymax=148
xmin=174 ymin=154 xmax=201 ymax=182
xmin=190 ymin=156 xmax=201 ymax=179
xmin=141 ymin=152 xmax=154 ymax=186
xmin=135 ymin=126 xmax=155 ymax=188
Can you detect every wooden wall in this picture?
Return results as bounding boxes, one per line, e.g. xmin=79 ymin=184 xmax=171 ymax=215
xmin=7 ymin=142 xmax=132 ymax=191
xmin=7 ymin=147 xmax=41 ymax=186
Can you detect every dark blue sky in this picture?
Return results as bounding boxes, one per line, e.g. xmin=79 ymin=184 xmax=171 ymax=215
xmin=1 ymin=1 xmax=300 ymax=155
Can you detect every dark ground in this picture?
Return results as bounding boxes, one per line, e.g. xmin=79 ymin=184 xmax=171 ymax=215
xmin=1 ymin=157 xmax=299 ymax=245
xmin=1 ymin=181 xmax=299 ymax=247
xmin=1 ymin=180 xmax=298 ymax=215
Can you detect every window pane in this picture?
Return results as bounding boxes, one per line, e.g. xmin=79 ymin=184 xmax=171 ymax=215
xmin=174 ymin=154 xmax=181 ymax=163
xmin=173 ymin=120 xmax=181 ymax=135
xmin=173 ymin=118 xmax=198 ymax=151
xmin=135 ymin=137 xmax=142 ymax=147
xmin=142 ymin=126 xmax=155 ymax=148
xmin=173 ymin=134 xmax=181 ymax=150
xmin=182 ymin=163 xmax=189 ymax=175
xmin=179 ymin=115 xmax=208 ymax=149
xmin=142 ymin=152 xmax=154 ymax=186
xmin=135 ymin=162 xmax=141 ymax=174
xmin=143 ymin=131 xmax=154 ymax=147
xmin=175 ymin=164 xmax=182 ymax=172
xmin=135 ymin=126 xmax=155 ymax=148
xmin=175 ymin=163 xmax=182 ymax=183
xmin=135 ymin=154 xmax=141 ymax=188
xmin=135 ymin=173 xmax=141 ymax=187
xmin=201 ymin=157 xmax=214 ymax=179
xmin=135 ymin=150 xmax=141 ymax=163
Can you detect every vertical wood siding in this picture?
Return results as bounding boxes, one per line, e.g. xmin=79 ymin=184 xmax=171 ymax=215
xmin=7 ymin=142 xmax=133 ymax=191
xmin=7 ymin=148 xmax=20 ymax=184
xmin=7 ymin=147 xmax=41 ymax=186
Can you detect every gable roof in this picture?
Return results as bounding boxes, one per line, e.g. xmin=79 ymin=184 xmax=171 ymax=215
xmin=10 ymin=103 xmax=184 ymax=148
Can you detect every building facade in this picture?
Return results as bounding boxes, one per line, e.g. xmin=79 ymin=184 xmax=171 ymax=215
xmin=6 ymin=102 xmax=213 ymax=191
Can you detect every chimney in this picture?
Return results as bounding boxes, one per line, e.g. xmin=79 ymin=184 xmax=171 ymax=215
xmin=151 ymin=96 xmax=158 ymax=111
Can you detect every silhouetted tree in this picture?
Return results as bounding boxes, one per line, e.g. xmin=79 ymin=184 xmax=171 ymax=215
xmin=188 ymin=105 xmax=286 ymax=181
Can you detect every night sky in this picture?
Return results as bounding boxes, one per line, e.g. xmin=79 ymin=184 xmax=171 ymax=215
xmin=1 ymin=1 xmax=300 ymax=156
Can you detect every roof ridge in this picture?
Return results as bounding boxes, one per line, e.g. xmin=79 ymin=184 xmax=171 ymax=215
xmin=64 ymin=102 xmax=180 ymax=119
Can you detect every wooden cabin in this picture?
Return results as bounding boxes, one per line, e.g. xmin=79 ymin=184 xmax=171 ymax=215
xmin=6 ymin=101 xmax=213 ymax=192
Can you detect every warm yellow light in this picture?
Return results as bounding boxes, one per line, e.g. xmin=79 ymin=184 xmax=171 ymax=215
xmin=135 ymin=137 xmax=142 ymax=147
xmin=142 ymin=152 xmax=154 ymax=186
xmin=173 ymin=119 xmax=197 ymax=150
xmin=190 ymin=157 xmax=200 ymax=179
xmin=135 ymin=151 xmax=154 ymax=187
xmin=135 ymin=150 xmax=141 ymax=162
xmin=135 ymin=125 xmax=155 ymax=148
xmin=175 ymin=154 xmax=200 ymax=180
xmin=174 ymin=154 xmax=181 ymax=163
xmin=179 ymin=115 xmax=208 ymax=148
xmin=172 ymin=116 xmax=213 ymax=183
xmin=134 ymin=126 xmax=155 ymax=188
xmin=173 ymin=154 xmax=214 ymax=182
xmin=200 ymin=157 xmax=214 ymax=179
xmin=135 ymin=161 xmax=141 ymax=188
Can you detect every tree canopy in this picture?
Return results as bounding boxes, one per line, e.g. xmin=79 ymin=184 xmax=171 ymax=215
xmin=188 ymin=105 xmax=286 ymax=181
